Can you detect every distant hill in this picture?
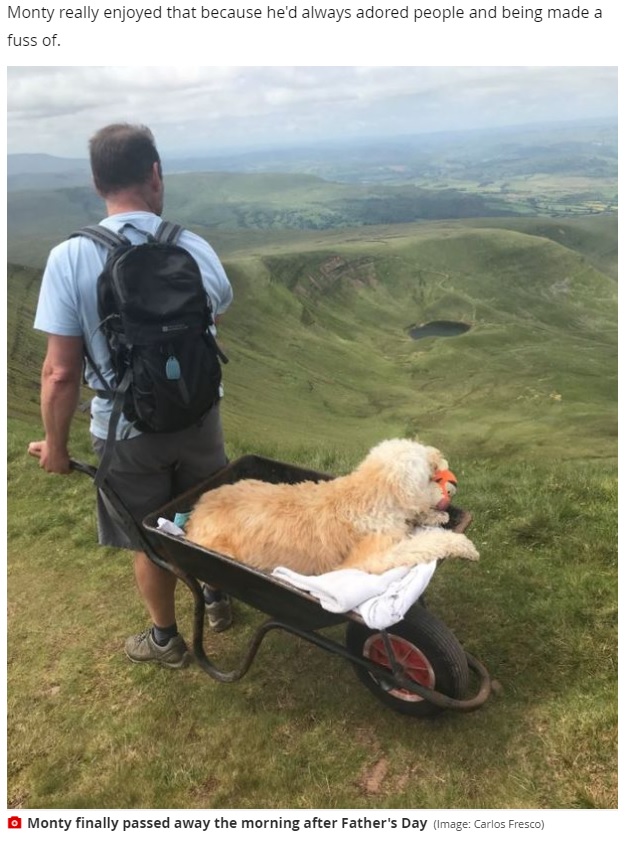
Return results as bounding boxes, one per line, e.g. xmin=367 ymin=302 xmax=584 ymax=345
xmin=8 ymin=118 xmax=616 ymax=187
xmin=8 ymin=122 xmax=616 ymax=265
xmin=7 ymin=153 xmax=92 ymax=190
xmin=462 ymin=215 xmax=618 ymax=280
xmin=8 ymin=118 xmax=617 ymax=459
xmin=8 ymin=153 xmax=89 ymax=175
xmin=7 ymin=172 xmax=515 ymax=268
xmin=8 ymin=218 xmax=617 ymax=461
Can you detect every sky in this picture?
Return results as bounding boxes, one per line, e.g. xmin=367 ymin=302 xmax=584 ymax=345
xmin=7 ymin=66 xmax=618 ymax=159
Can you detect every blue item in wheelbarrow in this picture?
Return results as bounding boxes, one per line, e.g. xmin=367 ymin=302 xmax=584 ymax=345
xmin=72 ymin=455 xmax=492 ymax=717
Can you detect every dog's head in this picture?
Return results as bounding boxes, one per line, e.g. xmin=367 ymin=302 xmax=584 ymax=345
xmin=360 ymin=438 xmax=457 ymax=514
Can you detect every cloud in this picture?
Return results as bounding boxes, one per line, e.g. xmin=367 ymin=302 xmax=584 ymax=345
xmin=7 ymin=66 xmax=617 ymax=157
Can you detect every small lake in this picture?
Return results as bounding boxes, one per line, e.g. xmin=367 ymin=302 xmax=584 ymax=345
xmin=409 ymin=320 xmax=471 ymax=340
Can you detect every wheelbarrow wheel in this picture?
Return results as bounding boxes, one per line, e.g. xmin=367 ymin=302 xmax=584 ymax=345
xmin=346 ymin=604 xmax=470 ymax=717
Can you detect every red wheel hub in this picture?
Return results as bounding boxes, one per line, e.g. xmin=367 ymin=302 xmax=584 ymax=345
xmin=364 ymin=633 xmax=435 ymax=702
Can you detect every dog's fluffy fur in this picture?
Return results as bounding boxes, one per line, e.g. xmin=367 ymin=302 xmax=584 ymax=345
xmin=185 ymin=439 xmax=479 ymax=575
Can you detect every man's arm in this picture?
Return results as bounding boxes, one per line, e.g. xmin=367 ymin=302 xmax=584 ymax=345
xmin=28 ymin=334 xmax=84 ymax=474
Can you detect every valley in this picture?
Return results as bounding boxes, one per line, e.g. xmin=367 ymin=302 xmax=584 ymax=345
xmin=6 ymin=120 xmax=618 ymax=809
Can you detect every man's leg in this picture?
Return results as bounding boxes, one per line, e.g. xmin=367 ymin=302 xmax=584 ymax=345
xmin=92 ymin=433 xmax=190 ymax=667
xmin=133 ymin=550 xmax=177 ymax=628
xmin=123 ymin=550 xmax=190 ymax=668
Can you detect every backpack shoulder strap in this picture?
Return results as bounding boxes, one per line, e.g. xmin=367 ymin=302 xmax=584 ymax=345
xmin=94 ymin=368 xmax=133 ymax=488
xmin=154 ymin=220 xmax=184 ymax=245
xmin=69 ymin=225 xmax=130 ymax=250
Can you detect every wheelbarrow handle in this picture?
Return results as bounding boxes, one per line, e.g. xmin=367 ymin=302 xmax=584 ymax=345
xmin=69 ymin=459 xmax=98 ymax=480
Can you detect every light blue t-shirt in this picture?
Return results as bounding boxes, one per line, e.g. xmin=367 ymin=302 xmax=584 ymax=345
xmin=34 ymin=212 xmax=233 ymax=440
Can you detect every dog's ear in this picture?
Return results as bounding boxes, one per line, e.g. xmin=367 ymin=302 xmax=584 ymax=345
xmin=411 ymin=438 xmax=449 ymax=472
xmin=362 ymin=439 xmax=438 ymax=512
xmin=425 ymin=446 xmax=448 ymax=473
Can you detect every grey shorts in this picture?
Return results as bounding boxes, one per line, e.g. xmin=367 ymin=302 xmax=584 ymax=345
xmin=91 ymin=404 xmax=227 ymax=550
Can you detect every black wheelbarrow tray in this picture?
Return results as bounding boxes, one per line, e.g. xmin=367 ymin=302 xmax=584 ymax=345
xmin=74 ymin=454 xmax=492 ymax=717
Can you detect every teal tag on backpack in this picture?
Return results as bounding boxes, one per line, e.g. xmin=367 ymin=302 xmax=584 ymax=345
xmin=166 ymin=355 xmax=181 ymax=380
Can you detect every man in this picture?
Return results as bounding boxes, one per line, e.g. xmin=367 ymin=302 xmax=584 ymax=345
xmin=28 ymin=123 xmax=233 ymax=669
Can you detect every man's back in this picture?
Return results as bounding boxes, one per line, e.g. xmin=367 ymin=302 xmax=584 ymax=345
xmin=35 ymin=210 xmax=233 ymax=440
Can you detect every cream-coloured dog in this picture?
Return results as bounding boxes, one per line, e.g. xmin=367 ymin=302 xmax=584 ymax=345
xmin=185 ymin=439 xmax=479 ymax=575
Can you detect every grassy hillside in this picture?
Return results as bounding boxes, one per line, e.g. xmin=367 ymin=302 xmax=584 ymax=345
xmin=7 ymin=418 xmax=617 ymax=808
xmin=9 ymin=218 xmax=617 ymax=460
xmin=9 ymin=218 xmax=617 ymax=461
xmin=7 ymin=263 xmax=48 ymax=421
xmin=7 ymin=215 xmax=617 ymax=809
xmin=465 ymin=215 xmax=618 ymax=280
xmin=216 ymin=222 xmax=616 ymax=461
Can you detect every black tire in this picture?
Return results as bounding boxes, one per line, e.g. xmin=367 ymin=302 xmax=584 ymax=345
xmin=346 ymin=604 xmax=470 ymax=717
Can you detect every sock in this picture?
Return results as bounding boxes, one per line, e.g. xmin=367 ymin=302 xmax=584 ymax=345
xmin=203 ymin=587 xmax=222 ymax=604
xmin=151 ymin=623 xmax=178 ymax=647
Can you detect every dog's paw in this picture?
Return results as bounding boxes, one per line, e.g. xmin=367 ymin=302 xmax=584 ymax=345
xmin=411 ymin=510 xmax=450 ymax=527
xmin=453 ymin=534 xmax=480 ymax=561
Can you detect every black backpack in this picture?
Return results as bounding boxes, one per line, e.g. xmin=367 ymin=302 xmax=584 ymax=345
xmin=71 ymin=221 xmax=228 ymax=482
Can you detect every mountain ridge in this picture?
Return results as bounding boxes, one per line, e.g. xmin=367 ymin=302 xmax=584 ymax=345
xmin=9 ymin=217 xmax=616 ymax=462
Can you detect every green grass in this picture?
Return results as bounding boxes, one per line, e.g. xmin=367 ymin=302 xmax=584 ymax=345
xmin=7 ymin=419 xmax=617 ymax=809
xmin=209 ymin=223 xmax=616 ymax=460
xmin=7 ymin=215 xmax=617 ymax=809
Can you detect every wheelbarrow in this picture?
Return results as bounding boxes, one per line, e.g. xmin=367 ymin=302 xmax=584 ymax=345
xmin=71 ymin=454 xmax=492 ymax=718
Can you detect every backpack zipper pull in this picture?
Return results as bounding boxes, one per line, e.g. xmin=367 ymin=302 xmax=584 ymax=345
xmin=165 ymin=355 xmax=181 ymax=380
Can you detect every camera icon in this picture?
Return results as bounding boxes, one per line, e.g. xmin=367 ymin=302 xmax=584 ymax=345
xmin=8 ymin=816 xmax=22 ymax=829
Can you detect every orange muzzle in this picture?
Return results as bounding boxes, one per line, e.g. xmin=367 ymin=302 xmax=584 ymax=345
xmin=433 ymin=468 xmax=458 ymax=509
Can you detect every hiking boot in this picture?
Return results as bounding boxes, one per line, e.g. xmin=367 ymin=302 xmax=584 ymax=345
xmin=205 ymin=593 xmax=233 ymax=632
xmin=125 ymin=629 xmax=190 ymax=669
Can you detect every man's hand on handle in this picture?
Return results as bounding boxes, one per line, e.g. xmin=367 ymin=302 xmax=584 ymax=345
xmin=28 ymin=440 xmax=72 ymax=474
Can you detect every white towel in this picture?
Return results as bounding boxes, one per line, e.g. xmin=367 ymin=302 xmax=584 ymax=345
xmin=272 ymin=561 xmax=437 ymax=630
xmin=156 ymin=517 xmax=186 ymax=537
